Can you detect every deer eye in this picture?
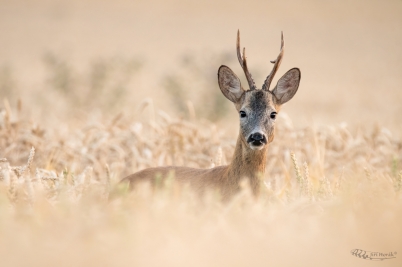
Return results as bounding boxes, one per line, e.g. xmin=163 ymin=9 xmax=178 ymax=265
xmin=239 ymin=111 xmax=247 ymax=118
xmin=270 ymin=112 xmax=277 ymax=119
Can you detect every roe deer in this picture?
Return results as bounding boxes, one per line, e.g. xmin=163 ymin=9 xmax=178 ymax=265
xmin=121 ymin=30 xmax=301 ymax=198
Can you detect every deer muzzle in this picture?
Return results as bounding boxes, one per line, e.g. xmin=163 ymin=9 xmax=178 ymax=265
xmin=247 ymin=132 xmax=267 ymax=150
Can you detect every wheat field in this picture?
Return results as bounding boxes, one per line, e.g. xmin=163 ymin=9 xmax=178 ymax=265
xmin=1 ymin=0 xmax=402 ymax=266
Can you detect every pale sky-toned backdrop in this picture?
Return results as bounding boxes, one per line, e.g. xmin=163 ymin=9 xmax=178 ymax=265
xmin=1 ymin=0 xmax=401 ymax=133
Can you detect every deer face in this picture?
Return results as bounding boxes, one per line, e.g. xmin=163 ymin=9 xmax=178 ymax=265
xmin=238 ymin=89 xmax=276 ymax=150
xmin=218 ymin=31 xmax=301 ymax=150
xmin=218 ymin=65 xmax=300 ymax=150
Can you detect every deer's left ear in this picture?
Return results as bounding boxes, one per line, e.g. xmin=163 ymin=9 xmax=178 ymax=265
xmin=272 ymin=68 xmax=301 ymax=105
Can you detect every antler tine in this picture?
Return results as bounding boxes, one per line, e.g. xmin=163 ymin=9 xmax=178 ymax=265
xmin=236 ymin=30 xmax=256 ymax=90
xmin=262 ymin=31 xmax=285 ymax=91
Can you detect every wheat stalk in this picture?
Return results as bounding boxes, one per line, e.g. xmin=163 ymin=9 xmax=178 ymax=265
xmin=290 ymin=152 xmax=303 ymax=195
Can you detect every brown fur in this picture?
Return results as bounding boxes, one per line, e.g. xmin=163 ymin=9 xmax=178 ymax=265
xmin=120 ymin=31 xmax=301 ymax=199
xmin=121 ymin=134 xmax=267 ymax=199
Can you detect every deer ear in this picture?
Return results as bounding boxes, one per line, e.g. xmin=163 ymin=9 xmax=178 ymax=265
xmin=218 ymin=65 xmax=244 ymax=103
xmin=272 ymin=68 xmax=301 ymax=105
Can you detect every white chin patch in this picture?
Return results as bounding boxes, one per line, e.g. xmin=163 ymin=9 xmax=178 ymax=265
xmin=249 ymin=144 xmax=265 ymax=150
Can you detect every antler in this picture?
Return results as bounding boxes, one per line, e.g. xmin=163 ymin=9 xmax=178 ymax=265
xmin=262 ymin=32 xmax=285 ymax=91
xmin=237 ymin=30 xmax=256 ymax=90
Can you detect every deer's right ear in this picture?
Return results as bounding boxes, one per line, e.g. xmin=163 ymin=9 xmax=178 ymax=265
xmin=218 ymin=65 xmax=244 ymax=103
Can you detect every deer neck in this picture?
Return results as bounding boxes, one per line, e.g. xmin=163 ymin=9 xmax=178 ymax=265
xmin=226 ymin=134 xmax=268 ymax=183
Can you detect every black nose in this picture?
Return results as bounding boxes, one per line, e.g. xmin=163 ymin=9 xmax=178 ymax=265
xmin=247 ymin=133 xmax=267 ymax=146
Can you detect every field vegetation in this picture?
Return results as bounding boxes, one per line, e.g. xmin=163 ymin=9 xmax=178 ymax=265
xmin=1 ymin=58 xmax=401 ymax=266
xmin=1 ymin=0 xmax=402 ymax=266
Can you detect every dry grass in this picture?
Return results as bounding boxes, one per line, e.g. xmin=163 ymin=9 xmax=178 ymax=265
xmin=0 ymin=97 xmax=401 ymax=266
xmin=1 ymin=1 xmax=402 ymax=265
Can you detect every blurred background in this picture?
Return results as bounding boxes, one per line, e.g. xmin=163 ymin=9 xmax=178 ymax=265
xmin=1 ymin=0 xmax=402 ymax=134
xmin=1 ymin=3 xmax=401 ymax=266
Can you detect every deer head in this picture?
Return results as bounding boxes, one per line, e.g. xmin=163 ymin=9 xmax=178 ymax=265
xmin=218 ymin=30 xmax=301 ymax=151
